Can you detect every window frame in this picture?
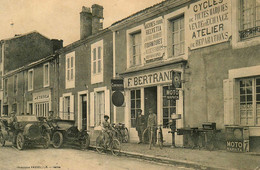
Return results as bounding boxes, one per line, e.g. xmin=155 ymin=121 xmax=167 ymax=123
xmin=94 ymin=90 xmax=105 ymax=127
xmin=130 ymin=89 xmax=141 ymax=128
xmin=4 ymin=78 xmax=8 ymax=96
xmin=65 ymin=52 xmax=75 ymax=89
xmin=43 ymin=63 xmax=50 ymax=87
xmin=13 ymin=74 xmax=18 ymax=94
xmin=91 ymin=40 xmax=104 ymax=84
xmin=130 ymin=31 xmax=142 ymax=67
xmin=28 ymin=69 xmax=34 ymax=91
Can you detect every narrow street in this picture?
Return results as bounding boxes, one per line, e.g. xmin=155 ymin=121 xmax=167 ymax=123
xmin=0 ymin=144 xmax=192 ymax=170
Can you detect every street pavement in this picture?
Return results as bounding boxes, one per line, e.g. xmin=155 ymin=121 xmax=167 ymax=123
xmin=0 ymin=143 xmax=192 ymax=170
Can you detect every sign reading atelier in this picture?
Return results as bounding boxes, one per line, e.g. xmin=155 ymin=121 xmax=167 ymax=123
xmin=187 ymin=0 xmax=231 ymax=49
xmin=111 ymin=79 xmax=124 ymax=91
xmin=144 ymin=17 xmax=164 ymax=63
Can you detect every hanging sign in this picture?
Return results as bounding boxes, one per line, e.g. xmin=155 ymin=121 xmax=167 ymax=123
xmin=111 ymin=79 xmax=124 ymax=91
xmin=166 ymin=88 xmax=179 ymax=100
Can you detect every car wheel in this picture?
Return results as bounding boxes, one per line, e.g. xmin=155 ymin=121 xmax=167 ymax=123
xmin=0 ymin=132 xmax=5 ymax=147
xmin=16 ymin=132 xmax=25 ymax=150
xmin=43 ymin=132 xmax=51 ymax=149
xmin=80 ymin=134 xmax=90 ymax=150
xmin=52 ymin=131 xmax=63 ymax=148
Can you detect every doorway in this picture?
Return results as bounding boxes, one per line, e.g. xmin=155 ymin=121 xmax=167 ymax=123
xmin=80 ymin=94 xmax=87 ymax=130
xmin=144 ymin=86 xmax=157 ymax=119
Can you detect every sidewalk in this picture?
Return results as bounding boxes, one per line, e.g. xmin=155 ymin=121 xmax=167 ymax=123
xmin=90 ymin=140 xmax=260 ymax=170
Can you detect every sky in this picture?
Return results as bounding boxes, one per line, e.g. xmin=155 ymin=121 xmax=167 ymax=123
xmin=0 ymin=0 xmax=164 ymax=45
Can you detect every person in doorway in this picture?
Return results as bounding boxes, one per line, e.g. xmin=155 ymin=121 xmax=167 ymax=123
xmin=102 ymin=115 xmax=113 ymax=148
xmin=8 ymin=111 xmax=17 ymax=130
xmin=136 ymin=109 xmax=145 ymax=144
xmin=47 ymin=111 xmax=55 ymax=121
xmin=147 ymin=108 xmax=157 ymax=148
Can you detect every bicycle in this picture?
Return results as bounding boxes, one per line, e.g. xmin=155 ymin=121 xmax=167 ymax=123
xmin=96 ymin=129 xmax=121 ymax=156
xmin=113 ymin=123 xmax=129 ymax=143
xmin=142 ymin=125 xmax=164 ymax=149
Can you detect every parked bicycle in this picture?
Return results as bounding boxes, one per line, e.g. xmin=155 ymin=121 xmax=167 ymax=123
xmin=96 ymin=129 xmax=121 ymax=156
xmin=142 ymin=125 xmax=164 ymax=149
xmin=112 ymin=123 xmax=129 ymax=143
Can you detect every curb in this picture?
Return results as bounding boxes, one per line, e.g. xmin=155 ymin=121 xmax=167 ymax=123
xmin=88 ymin=145 xmax=226 ymax=170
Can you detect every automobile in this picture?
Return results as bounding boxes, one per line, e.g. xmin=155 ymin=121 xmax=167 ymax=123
xmin=0 ymin=115 xmax=51 ymax=150
xmin=42 ymin=118 xmax=90 ymax=150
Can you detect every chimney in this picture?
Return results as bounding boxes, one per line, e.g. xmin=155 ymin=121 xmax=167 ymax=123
xmin=80 ymin=6 xmax=92 ymax=39
xmin=51 ymin=39 xmax=63 ymax=52
xmin=91 ymin=4 xmax=103 ymax=34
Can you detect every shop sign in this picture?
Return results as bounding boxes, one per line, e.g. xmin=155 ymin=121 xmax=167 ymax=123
xmin=111 ymin=79 xmax=124 ymax=91
xmin=144 ymin=17 xmax=164 ymax=63
xmin=226 ymin=140 xmax=243 ymax=152
xmin=125 ymin=69 xmax=173 ymax=88
xmin=187 ymin=0 xmax=231 ymax=49
xmin=166 ymin=89 xmax=179 ymax=100
xmin=33 ymin=90 xmax=50 ymax=103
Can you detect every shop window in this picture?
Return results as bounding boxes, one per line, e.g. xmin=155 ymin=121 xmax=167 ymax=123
xmin=239 ymin=0 xmax=260 ymax=40
xmin=28 ymin=69 xmax=34 ymax=91
xmin=239 ymin=77 xmax=260 ymax=125
xmin=130 ymin=89 xmax=141 ymax=127
xmin=65 ymin=52 xmax=75 ymax=89
xmin=13 ymin=75 xmax=18 ymax=94
xmin=95 ymin=91 xmax=105 ymax=126
xmin=169 ymin=16 xmax=184 ymax=58
xmin=163 ymin=86 xmax=176 ymax=128
xmin=130 ymin=32 xmax=142 ymax=67
xmin=43 ymin=63 xmax=49 ymax=87
xmin=35 ymin=102 xmax=49 ymax=117
xmin=91 ymin=40 xmax=103 ymax=84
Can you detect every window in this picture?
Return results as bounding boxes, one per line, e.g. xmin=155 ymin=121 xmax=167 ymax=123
xmin=95 ymin=91 xmax=105 ymax=126
xmin=130 ymin=32 xmax=142 ymax=67
xmin=35 ymin=102 xmax=49 ymax=117
xmin=170 ymin=16 xmax=184 ymax=57
xmin=65 ymin=52 xmax=75 ymax=89
xmin=64 ymin=96 xmax=71 ymax=119
xmin=239 ymin=0 xmax=260 ymax=39
xmin=43 ymin=63 xmax=49 ymax=87
xmin=91 ymin=40 xmax=103 ymax=84
xmin=13 ymin=75 xmax=18 ymax=94
xmin=130 ymin=89 xmax=141 ymax=127
xmin=4 ymin=78 xmax=8 ymax=96
xmin=28 ymin=69 xmax=34 ymax=91
xmin=28 ymin=102 xmax=33 ymax=115
xmin=239 ymin=77 xmax=260 ymax=126
xmin=163 ymin=86 xmax=177 ymax=128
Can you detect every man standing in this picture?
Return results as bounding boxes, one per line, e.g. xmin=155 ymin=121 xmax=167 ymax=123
xmin=136 ymin=109 xmax=145 ymax=144
xmin=147 ymin=108 xmax=157 ymax=149
xmin=102 ymin=115 xmax=113 ymax=148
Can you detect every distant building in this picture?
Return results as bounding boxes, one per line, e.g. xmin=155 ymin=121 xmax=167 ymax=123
xmin=0 ymin=31 xmax=63 ymax=116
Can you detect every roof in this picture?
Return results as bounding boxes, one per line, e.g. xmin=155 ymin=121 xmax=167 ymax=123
xmin=0 ymin=30 xmax=50 ymax=42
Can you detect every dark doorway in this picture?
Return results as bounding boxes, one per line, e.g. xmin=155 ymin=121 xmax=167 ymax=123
xmin=81 ymin=94 xmax=87 ymax=130
xmin=144 ymin=86 xmax=157 ymax=117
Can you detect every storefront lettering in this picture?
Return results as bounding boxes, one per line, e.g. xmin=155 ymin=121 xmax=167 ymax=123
xmin=193 ymin=0 xmax=224 ymax=13
xmin=226 ymin=141 xmax=243 ymax=152
xmin=33 ymin=90 xmax=50 ymax=102
xmin=126 ymin=70 xmax=172 ymax=88
xmin=34 ymin=94 xmax=49 ymax=101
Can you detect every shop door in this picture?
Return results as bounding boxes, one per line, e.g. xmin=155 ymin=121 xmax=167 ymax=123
xmin=81 ymin=94 xmax=87 ymax=130
xmin=144 ymin=86 xmax=157 ymax=120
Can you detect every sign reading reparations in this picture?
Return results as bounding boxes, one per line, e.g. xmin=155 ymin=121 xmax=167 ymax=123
xmin=144 ymin=17 xmax=164 ymax=63
xmin=187 ymin=0 xmax=231 ymax=49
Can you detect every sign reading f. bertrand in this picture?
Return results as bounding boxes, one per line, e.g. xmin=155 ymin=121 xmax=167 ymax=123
xmin=125 ymin=70 xmax=173 ymax=88
xmin=187 ymin=0 xmax=231 ymax=49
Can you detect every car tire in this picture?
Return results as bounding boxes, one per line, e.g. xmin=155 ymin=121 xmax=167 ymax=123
xmin=52 ymin=131 xmax=63 ymax=148
xmin=43 ymin=132 xmax=51 ymax=149
xmin=0 ymin=132 xmax=5 ymax=147
xmin=16 ymin=132 xmax=25 ymax=150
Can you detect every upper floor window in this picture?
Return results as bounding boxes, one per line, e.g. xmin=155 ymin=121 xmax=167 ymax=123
xmin=91 ymin=40 xmax=103 ymax=84
xmin=28 ymin=69 xmax=34 ymax=91
xmin=239 ymin=0 xmax=260 ymax=39
xmin=4 ymin=78 xmax=8 ymax=96
xmin=13 ymin=75 xmax=18 ymax=94
xmin=170 ymin=16 xmax=184 ymax=57
xmin=65 ymin=52 xmax=75 ymax=89
xmin=130 ymin=32 xmax=142 ymax=67
xmin=43 ymin=63 xmax=49 ymax=87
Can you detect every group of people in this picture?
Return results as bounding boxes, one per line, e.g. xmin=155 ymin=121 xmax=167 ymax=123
xmin=136 ymin=108 xmax=157 ymax=145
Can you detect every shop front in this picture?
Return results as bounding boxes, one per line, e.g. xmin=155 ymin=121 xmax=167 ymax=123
xmin=33 ymin=90 xmax=51 ymax=117
xmin=122 ymin=65 xmax=184 ymax=146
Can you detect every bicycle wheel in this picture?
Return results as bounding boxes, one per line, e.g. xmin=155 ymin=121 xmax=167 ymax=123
xmin=111 ymin=139 xmax=121 ymax=156
xmin=96 ymin=135 xmax=104 ymax=154
xmin=158 ymin=132 xmax=163 ymax=149
xmin=149 ymin=129 xmax=153 ymax=149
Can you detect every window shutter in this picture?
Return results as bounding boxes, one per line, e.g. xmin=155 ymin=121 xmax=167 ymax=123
xmin=105 ymin=89 xmax=110 ymax=117
xmin=59 ymin=97 xmax=63 ymax=119
xmin=223 ymin=79 xmax=235 ymax=125
xmin=70 ymin=95 xmax=74 ymax=120
xmin=90 ymin=92 xmax=95 ymax=127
